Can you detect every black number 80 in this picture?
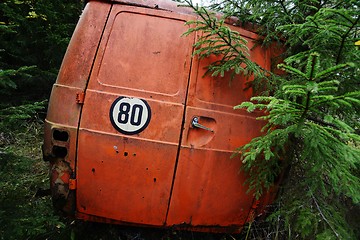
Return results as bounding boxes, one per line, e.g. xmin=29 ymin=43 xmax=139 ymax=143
xmin=118 ymin=102 xmax=144 ymax=126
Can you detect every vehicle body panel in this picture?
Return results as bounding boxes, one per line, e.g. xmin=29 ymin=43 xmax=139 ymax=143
xmin=43 ymin=0 xmax=281 ymax=232
xmin=167 ymin=35 xmax=271 ymax=227
xmin=76 ymin=5 xmax=194 ymax=225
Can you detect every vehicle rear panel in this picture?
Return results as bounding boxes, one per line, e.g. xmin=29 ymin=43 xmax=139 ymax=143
xmin=44 ymin=0 xmax=281 ymax=232
xmin=76 ymin=5 xmax=194 ymax=225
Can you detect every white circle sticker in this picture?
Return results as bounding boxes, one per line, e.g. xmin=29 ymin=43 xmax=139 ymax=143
xmin=110 ymin=97 xmax=151 ymax=135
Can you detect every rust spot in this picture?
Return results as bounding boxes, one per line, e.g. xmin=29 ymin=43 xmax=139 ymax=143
xmin=50 ymin=158 xmax=74 ymax=214
xmin=60 ymin=171 xmax=70 ymax=183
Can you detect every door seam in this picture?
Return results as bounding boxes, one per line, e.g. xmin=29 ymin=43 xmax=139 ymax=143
xmin=74 ymin=4 xmax=113 ymax=180
xmin=164 ymin=29 xmax=197 ymax=225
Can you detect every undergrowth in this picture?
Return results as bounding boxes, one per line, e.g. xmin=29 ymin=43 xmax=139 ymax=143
xmin=0 ymin=120 xmax=67 ymax=240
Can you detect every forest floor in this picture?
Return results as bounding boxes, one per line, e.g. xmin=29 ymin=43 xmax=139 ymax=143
xmin=0 ymin=121 xmax=259 ymax=240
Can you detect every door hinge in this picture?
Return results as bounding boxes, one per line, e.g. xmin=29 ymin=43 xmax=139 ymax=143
xmin=76 ymin=92 xmax=85 ymax=104
xmin=69 ymin=179 xmax=77 ymax=190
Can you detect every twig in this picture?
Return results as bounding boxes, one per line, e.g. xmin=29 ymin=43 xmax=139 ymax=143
xmin=336 ymin=15 xmax=360 ymax=64
xmin=228 ymin=234 xmax=237 ymax=240
xmin=310 ymin=190 xmax=340 ymax=239
xmin=245 ymin=220 xmax=253 ymax=240
xmin=274 ymin=215 xmax=280 ymax=240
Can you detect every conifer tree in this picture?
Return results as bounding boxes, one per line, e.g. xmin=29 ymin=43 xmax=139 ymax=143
xmin=182 ymin=0 xmax=360 ymax=238
xmin=0 ymin=0 xmax=82 ymax=134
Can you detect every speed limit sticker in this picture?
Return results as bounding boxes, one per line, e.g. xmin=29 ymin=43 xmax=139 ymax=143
xmin=110 ymin=97 xmax=151 ymax=135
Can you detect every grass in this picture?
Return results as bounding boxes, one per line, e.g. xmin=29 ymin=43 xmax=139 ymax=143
xmin=0 ymin=121 xmax=66 ymax=240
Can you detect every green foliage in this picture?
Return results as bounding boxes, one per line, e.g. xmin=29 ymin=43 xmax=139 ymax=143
xmin=0 ymin=0 xmax=82 ymax=102
xmin=181 ymin=0 xmax=264 ymax=79
xmin=0 ymin=65 xmax=36 ymax=90
xmin=0 ymin=0 xmax=81 ymax=150
xmin=0 ymin=122 xmax=66 ymax=240
xmin=0 ymin=1 xmax=82 ymax=239
xmin=0 ymin=100 xmax=47 ymax=134
xmin=182 ymin=0 xmax=360 ymax=239
xmin=236 ymin=57 xmax=360 ymax=238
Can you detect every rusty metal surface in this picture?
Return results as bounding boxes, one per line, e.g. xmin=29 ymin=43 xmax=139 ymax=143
xmin=56 ymin=1 xmax=111 ymax=88
xmin=167 ymin=149 xmax=255 ymax=227
xmin=50 ymin=157 xmax=73 ymax=212
xmin=76 ymin=4 xmax=194 ymax=226
xmin=77 ymin=131 xmax=179 ymax=225
xmin=44 ymin=0 xmax=282 ymax=233
xmin=102 ymin=0 xmax=195 ymax=15
xmin=166 ymin=35 xmax=272 ymax=227
xmin=89 ymin=0 xmax=260 ymax=33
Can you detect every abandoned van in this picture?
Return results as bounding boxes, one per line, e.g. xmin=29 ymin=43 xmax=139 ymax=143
xmin=43 ymin=0 xmax=278 ymax=233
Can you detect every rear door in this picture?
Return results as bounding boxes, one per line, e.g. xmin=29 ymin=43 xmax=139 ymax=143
xmin=166 ymin=30 xmax=270 ymax=228
xmin=76 ymin=5 xmax=194 ymax=225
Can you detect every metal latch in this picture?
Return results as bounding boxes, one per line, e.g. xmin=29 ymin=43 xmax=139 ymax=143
xmin=191 ymin=117 xmax=214 ymax=132
xmin=76 ymin=92 xmax=85 ymax=104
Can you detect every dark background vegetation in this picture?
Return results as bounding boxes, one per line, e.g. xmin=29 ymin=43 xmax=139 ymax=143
xmin=1 ymin=0 xmax=359 ymax=239
xmin=0 ymin=0 xmax=82 ymax=239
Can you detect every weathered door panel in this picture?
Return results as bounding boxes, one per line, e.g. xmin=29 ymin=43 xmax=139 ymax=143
xmin=76 ymin=5 xmax=194 ymax=225
xmin=166 ymin=148 xmax=255 ymax=226
xmin=166 ymin=111 xmax=265 ymax=227
xmin=77 ymin=130 xmax=179 ymax=224
xmin=167 ymin=34 xmax=270 ymax=227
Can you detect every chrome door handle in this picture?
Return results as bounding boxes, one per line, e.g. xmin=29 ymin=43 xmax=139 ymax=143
xmin=191 ymin=117 xmax=214 ymax=132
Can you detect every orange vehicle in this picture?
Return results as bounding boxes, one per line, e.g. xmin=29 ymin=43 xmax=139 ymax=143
xmin=43 ymin=0 xmax=279 ymax=233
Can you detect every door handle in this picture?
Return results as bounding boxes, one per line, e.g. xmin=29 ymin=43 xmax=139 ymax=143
xmin=191 ymin=117 xmax=214 ymax=132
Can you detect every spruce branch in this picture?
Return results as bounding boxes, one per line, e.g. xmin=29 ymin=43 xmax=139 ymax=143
xmin=305 ymin=52 xmax=319 ymax=81
xmin=310 ymin=91 xmax=360 ymax=108
xmin=278 ymin=0 xmax=295 ymax=24
xmin=182 ymin=0 xmax=265 ymax=79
